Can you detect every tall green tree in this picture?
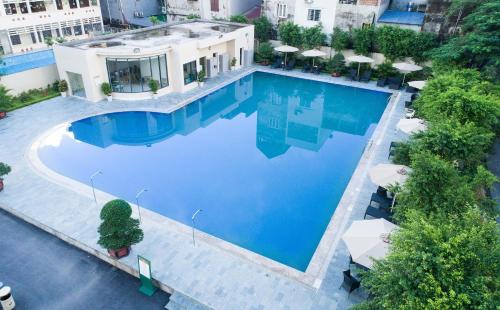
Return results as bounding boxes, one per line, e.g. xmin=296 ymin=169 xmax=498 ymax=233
xmin=356 ymin=208 xmax=500 ymax=310
xmin=330 ymin=27 xmax=350 ymax=53
xmin=411 ymin=31 xmax=438 ymax=63
xmin=375 ymin=25 xmax=414 ymax=60
xmin=302 ymin=24 xmax=326 ymax=49
xmin=253 ymin=16 xmax=272 ymax=42
xmin=351 ymin=26 xmax=374 ymax=55
xmin=278 ymin=22 xmax=302 ymax=47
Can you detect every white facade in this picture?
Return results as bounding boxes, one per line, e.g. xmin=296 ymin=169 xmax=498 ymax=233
xmin=0 ymin=0 xmax=103 ymax=55
xmin=53 ymin=20 xmax=254 ymax=102
xmin=262 ymin=0 xmax=295 ymax=25
xmin=166 ymin=0 xmax=260 ymax=22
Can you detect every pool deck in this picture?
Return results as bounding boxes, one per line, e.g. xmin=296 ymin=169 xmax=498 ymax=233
xmin=0 ymin=65 xmax=409 ymax=309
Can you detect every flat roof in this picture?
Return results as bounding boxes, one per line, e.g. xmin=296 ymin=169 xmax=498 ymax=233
xmin=67 ymin=20 xmax=248 ymax=50
xmin=378 ymin=10 xmax=425 ymax=26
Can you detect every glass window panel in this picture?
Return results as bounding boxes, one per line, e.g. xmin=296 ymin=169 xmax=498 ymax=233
xmin=140 ymin=58 xmax=152 ymax=92
xmin=92 ymin=23 xmax=102 ymax=32
xmin=73 ymin=25 xmax=82 ymax=36
xmin=183 ymin=60 xmax=197 ymax=85
xmin=30 ymin=1 xmax=46 ymax=13
xmin=116 ymin=59 xmax=131 ymax=92
xmin=30 ymin=32 xmax=36 ymax=44
xmin=56 ymin=0 xmax=63 ymax=9
xmin=63 ymin=27 xmax=72 ymax=36
xmin=10 ymin=35 xmax=21 ymax=45
xmin=150 ymin=56 xmax=161 ymax=89
xmin=42 ymin=30 xmax=52 ymax=40
xmin=159 ymin=55 xmax=168 ymax=87
xmin=79 ymin=0 xmax=90 ymax=8
xmin=69 ymin=0 xmax=78 ymax=9
xmin=19 ymin=2 xmax=28 ymax=13
xmin=128 ymin=59 xmax=141 ymax=93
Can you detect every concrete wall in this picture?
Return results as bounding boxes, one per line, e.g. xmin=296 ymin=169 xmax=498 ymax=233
xmin=294 ymin=0 xmax=337 ymax=34
xmin=0 ymin=65 xmax=59 ymax=95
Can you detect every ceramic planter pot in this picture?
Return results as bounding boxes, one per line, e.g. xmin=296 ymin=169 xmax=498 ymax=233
xmin=107 ymin=96 xmax=113 ymax=102
xmin=0 ymin=179 xmax=4 ymax=192
xmin=107 ymin=246 xmax=130 ymax=259
xmin=331 ymin=72 xmax=341 ymax=77
xmin=60 ymin=92 xmax=67 ymax=97
xmin=0 ymin=111 xmax=6 ymax=119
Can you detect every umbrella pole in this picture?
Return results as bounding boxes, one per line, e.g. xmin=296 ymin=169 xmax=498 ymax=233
xmin=284 ymin=53 xmax=287 ymax=69
xmin=402 ymin=73 xmax=407 ymax=85
xmin=357 ymin=63 xmax=361 ymax=78
xmin=312 ymin=58 xmax=315 ymax=67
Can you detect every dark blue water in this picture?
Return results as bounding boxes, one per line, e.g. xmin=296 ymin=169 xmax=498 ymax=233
xmin=38 ymin=72 xmax=389 ymax=271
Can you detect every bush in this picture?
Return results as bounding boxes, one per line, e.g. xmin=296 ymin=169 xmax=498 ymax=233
xmin=148 ymin=79 xmax=159 ymax=94
xmin=351 ymin=26 xmax=374 ymax=55
xmin=411 ymin=31 xmax=438 ymax=63
xmin=375 ymin=60 xmax=398 ymax=79
xmin=186 ymin=14 xmax=200 ymax=20
xmin=17 ymin=91 xmax=32 ymax=103
xmin=97 ymin=199 xmax=144 ymax=250
xmin=278 ymin=22 xmax=302 ymax=47
xmin=375 ymin=25 xmax=415 ymax=61
xmin=0 ymin=86 xmax=12 ymax=110
xmin=327 ymin=53 xmax=345 ymax=74
xmin=253 ymin=16 xmax=272 ymax=42
xmin=229 ymin=15 xmax=249 ymax=24
xmin=197 ymin=70 xmax=205 ymax=82
xmin=100 ymin=82 xmax=112 ymax=96
xmin=331 ymin=27 xmax=350 ymax=53
xmin=0 ymin=162 xmax=11 ymax=178
xmin=256 ymin=42 xmax=274 ymax=63
xmin=302 ymin=24 xmax=326 ymax=49
xmin=58 ymin=80 xmax=68 ymax=93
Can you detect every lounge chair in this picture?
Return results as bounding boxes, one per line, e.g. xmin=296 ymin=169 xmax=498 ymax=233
xmin=302 ymin=63 xmax=312 ymax=73
xmin=364 ymin=206 xmax=393 ymax=221
xmin=285 ymin=59 xmax=295 ymax=71
xmin=360 ymin=70 xmax=372 ymax=82
xmin=270 ymin=57 xmax=282 ymax=69
xmin=388 ymin=141 xmax=399 ymax=158
xmin=340 ymin=270 xmax=361 ymax=295
xmin=405 ymin=100 xmax=413 ymax=108
xmin=313 ymin=63 xmax=324 ymax=75
xmin=347 ymin=69 xmax=359 ymax=81
xmin=370 ymin=193 xmax=393 ymax=212
xmin=406 ymin=86 xmax=418 ymax=93
xmin=411 ymin=93 xmax=418 ymax=101
xmin=388 ymin=77 xmax=402 ymax=90
xmin=376 ymin=78 xmax=387 ymax=87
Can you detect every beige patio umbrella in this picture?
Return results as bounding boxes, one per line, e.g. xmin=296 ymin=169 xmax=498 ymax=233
xmin=369 ymin=163 xmax=411 ymax=188
xmin=408 ymin=80 xmax=426 ymax=90
xmin=342 ymin=218 xmax=398 ymax=269
xmin=397 ymin=118 xmax=427 ymax=135
xmin=302 ymin=49 xmax=326 ymax=67
xmin=347 ymin=55 xmax=374 ymax=78
xmin=274 ymin=45 xmax=299 ymax=67
xmin=392 ymin=62 xmax=423 ymax=84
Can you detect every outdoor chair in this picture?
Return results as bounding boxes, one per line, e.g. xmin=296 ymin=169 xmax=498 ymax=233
xmin=370 ymin=193 xmax=393 ymax=212
xmin=405 ymin=108 xmax=415 ymax=119
xmin=302 ymin=63 xmax=312 ymax=73
xmin=388 ymin=77 xmax=402 ymax=90
xmin=411 ymin=93 xmax=418 ymax=101
xmin=388 ymin=141 xmax=400 ymax=158
xmin=340 ymin=270 xmax=361 ymax=295
xmin=285 ymin=59 xmax=295 ymax=71
xmin=360 ymin=70 xmax=372 ymax=82
xmin=376 ymin=78 xmax=387 ymax=87
xmin=405 ymin=100 xmax=413 ymax=108
xmin=406 ymin=86 xmax=418 ymax=93
xmin=270 ymin=57 xmax=282 ymax=69
xmin=347 ymin=69 xmax=359 ymax=81
xmin=364 ymin=206 xmax=393 ymax=221
xmin=313 ymin=63 xmax=324 ymax=75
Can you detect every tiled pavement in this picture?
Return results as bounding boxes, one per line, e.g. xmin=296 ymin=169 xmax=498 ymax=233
xmin=0 ymin=66 xmax=409 ymax=309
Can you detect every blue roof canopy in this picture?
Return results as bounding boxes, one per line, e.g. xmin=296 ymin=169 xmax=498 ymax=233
xmin=378 ymin=10 xmax=425 ymax=26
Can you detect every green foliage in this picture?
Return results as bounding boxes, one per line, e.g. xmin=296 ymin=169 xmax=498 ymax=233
xmin=375 ymin=26 xmax=414 ymax=61
xmin=255 ymin=42 xmax=274 ymax=63
xmin=45 ymin=37 xmax=54 ymax=46
xmin=326 ymin=53 xmax=345 ymax=74
xmin=148 ymin=79 xmax=159 ymax=94
xmin=230 ymin=57 xmax=237 ymax=67
xmin=330 ymin=27 xmax=349 ymax=53
xmin=100 ymin=82 xmax=112 ymax=96
xmin=58 ymin=80 xmax=68 ymax=92
xmin=253 ymin=16 xmax=272 ymax=42
xmin=149 ymin=16 xmax=161 ymax=25
xmin=229 ymin=15 xmax=249 ymax=24
xmin=302 ymin=24 xmax=326 ymax=49
xmin=414 ymin=69 xmax=500 ymax=131
xmin=374 ymin=60 xmax=397 ymax=79
xmin=391 ymin=141 xmax=412 ymax=166
xmin=351 ymin=26 xmax=374 ymax=56
xmin=197 ymin=70 xmax=205 ymax=82
xmin=0 ymin=86 xmax=12 ymax=110
xmin=278 ymin=22 xmax=302 ymax=47
xmin=412 ymin=31 xmax=438 ymax=63
xmin=186 ymin=14 xmax=200 ymax=20
xmin=357 ymin=208 xmax=500 ymax=310
xmin=55 ymin=37 xmax=65 ymax=44
xmin=98 ymin=199 xmax=144 ymax=250
xmin=0 ymin=162 xmax=11 ymax=178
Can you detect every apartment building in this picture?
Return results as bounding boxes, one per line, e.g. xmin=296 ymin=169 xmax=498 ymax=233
xmin=100 ymin=0 xmax=165 ymax=28
xmin=0 ymin=0 xmax=103 ymax=55
xmin=166 ymin=0 xmax=260 ymax=22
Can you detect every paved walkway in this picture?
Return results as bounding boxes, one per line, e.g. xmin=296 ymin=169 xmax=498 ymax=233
xmin=0 ymin=209 xmax=170 ymax=310
xmin=0 ymin=66 xmax=408 ymax=309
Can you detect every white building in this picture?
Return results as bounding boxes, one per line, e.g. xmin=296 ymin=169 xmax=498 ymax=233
xmin=166 ymin=0 xmax=260 ymax=22
xmin=0 ymin=0 xmax=104 ymax=55
xmin=53 ymin=20 xmax=254 ymax=102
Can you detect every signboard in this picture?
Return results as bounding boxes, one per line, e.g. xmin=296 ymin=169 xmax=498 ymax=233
xmin=137 ymin=255 xmax=157 ymax=296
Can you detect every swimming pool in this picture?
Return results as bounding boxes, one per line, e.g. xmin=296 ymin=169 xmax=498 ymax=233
xmin=36 ymin=72 xmax=390 ymax=271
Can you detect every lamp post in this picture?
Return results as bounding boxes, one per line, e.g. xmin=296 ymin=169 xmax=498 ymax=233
xmin=90 ymin=170 xmax=102 ymax=203
xmin=135 ymin=188 xmax=148 ymax=224
xmin=191 ymin=209 xmax=203 ymax=246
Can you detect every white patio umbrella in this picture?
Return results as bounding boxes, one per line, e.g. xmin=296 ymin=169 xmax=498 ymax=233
xmin=392 ymin=62 xmax=423 ymax=84
xmin=347 ymin=55 xmax=374 ymax=78
xmin=342 ymin=218 xmax=398 ymax=269
xmin=397 ymin=118 xmax=427 ymax=135
xmin=408 ymin=80 xmax=426 ymax=90
xmin=369 ymin=163 xmax=411 ymax=188
xmin=274 ymin=45 xmax=299 ymax=67
xmin=302 ymin=49 xmax=326 ymax=67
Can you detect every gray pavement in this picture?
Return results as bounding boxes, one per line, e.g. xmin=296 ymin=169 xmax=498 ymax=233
xmin=0 ymin=209 xmax=170 ymax=310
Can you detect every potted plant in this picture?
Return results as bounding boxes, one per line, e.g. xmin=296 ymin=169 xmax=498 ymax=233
xmin=101 ymin=82 xmax=112 ymax=102
xmin=148 ymin=79 xmax=159 ymax=99
xmin=197 ymin=70 xmax=205 ymax=86
xmin=58 ymin=80 xmax=68 ymax=97
xmin=0 ymin=163 xmax=11 ymax=192
xmin=0 ymin=86 xmax=11 ymax=119
xmin=231 ymin=57 xmax=237 ymax=70
xmin=98 ymin=199 xmax=144 ymax=259
xmin=328 ymin=53 xmax=346 ymax=77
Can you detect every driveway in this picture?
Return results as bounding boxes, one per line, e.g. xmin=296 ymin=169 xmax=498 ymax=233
xmin=0 ymin=209 xmax=169 ymax=310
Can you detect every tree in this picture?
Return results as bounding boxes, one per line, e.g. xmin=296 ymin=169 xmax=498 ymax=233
xmin=351 ymin=26 xmax=374 ymax=55
xmin=330 ymin=27 xmax=349 ymax=53
xmin=253 ymin=16 xmax=272 ymax=42
xmin=411 ymin=31 xmax=438 ymax=63
xmin=229 ymin=15 xmax=249 ymax=24
xmin=0 ymin=163 xmax=11 ymax=178
xmin=302 ymin=24 xmax=326 ymax=49
xmin=97 ymin=199 xmax=144 ymax=250
xmin=356 ymin=208 xmax=500 ymax=310
xmin=255 ymin=42 xmax=274 ymax=63
xmin=327 ymin=53 xmax=346 ymax=74
xmin=278 ymin=22 xmax=302 ymax=47
xmin=375 ymin=60 xmax=397 ymax=79
xmin=375 ymin=25 xmax=416 ymax=61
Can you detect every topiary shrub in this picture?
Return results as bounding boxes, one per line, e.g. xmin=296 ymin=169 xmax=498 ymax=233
xmin=148 ymin=79 xmax=159 ymax=94
xmin=255 ymin=42 xmax=274 ymax=64
xmin=101 ymin=82 xmax=112 ymax=96
xmin=0 ymin=163 xmax=11 ymax=179
xmin=97 ymin=199 xmax=144 ymax=252
xmin=58 ymin=80 xmax=68 ymax=93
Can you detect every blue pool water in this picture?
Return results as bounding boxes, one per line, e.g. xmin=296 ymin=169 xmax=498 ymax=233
xmin=37 ymin=72 xmax=390 ymax=271
xmin=0 ymin=49 xmax=55 ymax=75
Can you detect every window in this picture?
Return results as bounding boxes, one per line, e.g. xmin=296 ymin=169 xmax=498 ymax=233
xmin=91 ymin=0 xmax=98 ymax=5
xmin=276 ymin=3 xmax=287 ymax=18
xmin=210 ymin=0 xmax=219 ymax=12
xmin=92 ymin=23 xmax=102 ymax=32
xmin=69 ymin=0 xmax=78 ymax=9
xmin=30 ymin=32 xmax=37 ymax=44
xmin=79 ymin=0 xmax=90 ymax=8
xmin=83 ymin=23 xmax=93 ymax=34
xmin=30 ymin=1 xmax=46 ymax=13
xmin=106 ymin=55 xmax=169 ymax=93
xmin=10 ymin=35 xmax=21 ymax=45
xmin=73 ymin=25 xmax=82 ymax=35
xmin=56 ymin=0 xmax=63 ymax=9
xmin=339 ymin=0 xmax=357 ymax=4
xmin=42 ymin=30 xmax=52 ymax=40
xmin=183 ymin=60 xmax=197 ymax=85
xmin=63 ymin=27 xmax=72 ymax=36
xmin=307 ymin=9 xmax=321 ymax=21
xmin=19 ymin=2 xmax=28 ymax=13
xmin=4 ymin=4 xmax=17 ymax=15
